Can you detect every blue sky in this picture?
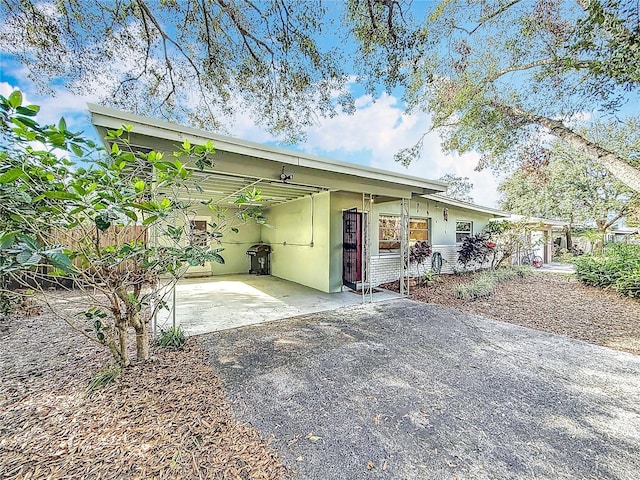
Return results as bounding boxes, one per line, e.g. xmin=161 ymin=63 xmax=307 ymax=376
xmin=1 ymin=48 xmax=503 ymax=207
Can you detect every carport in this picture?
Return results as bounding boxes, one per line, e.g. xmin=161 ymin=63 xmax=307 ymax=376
xmin=153 ymin=274 xmax=401 ymax=335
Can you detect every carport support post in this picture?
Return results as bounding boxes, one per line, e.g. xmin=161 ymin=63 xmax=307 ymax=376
xmin=362 ymin=193 xmax=373 ymax=303
xmin=172 ymin=285 xmax=176 ymax=329
xmin=400 ymin=198 xmax=410 ymax=296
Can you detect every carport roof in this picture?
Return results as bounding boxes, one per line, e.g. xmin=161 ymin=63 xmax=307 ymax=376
xmin=88 ymin=104 xmax=447 ymax=205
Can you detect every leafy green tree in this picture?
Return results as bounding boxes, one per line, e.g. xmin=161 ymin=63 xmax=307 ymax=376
xmin=0 ymin=0 xmax=353 ymax=143
xmin=499 ymin=119 xmax=640 ymax=251
xmin=438 ymin=174 xmax=474 ymax=202
xmin=347 ymin=0 xmax=640 ymax=192
xmin=0 ymin=91 xmax=265 ymax=366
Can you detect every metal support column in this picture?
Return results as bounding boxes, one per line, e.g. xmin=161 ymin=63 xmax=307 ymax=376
xmin=361 ymin=193 xmax=373 ymax=303
xmin=399 ymin=198 xmax=410 ymax=296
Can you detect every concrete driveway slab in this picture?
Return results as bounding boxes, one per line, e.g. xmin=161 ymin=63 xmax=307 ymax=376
xmin=155 ymin=274 xmax=400 ymax=335
xmin=199 ymin=299 xmax=640 ymax=480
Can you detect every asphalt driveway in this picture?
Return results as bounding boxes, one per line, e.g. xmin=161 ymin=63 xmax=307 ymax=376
xmin=200 ymin=299 xmax=640 ymax=479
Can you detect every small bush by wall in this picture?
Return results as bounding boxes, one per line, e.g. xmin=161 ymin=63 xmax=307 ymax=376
xmin=574 ymin=244 xmax=640 ymax=298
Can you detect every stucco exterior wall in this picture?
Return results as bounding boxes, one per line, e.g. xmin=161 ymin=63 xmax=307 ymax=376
xmin=261 ymin=192 xmax=331 ymax=292
xmin=369 ymin=199 xmax=499 ymax=284
xmin=176 ymin=203 xmax=262 ymax=277
xmin=373 ymin=198 xmax=495 ymax=250
xmin=160 ymin=191 xmax=501 ymax=291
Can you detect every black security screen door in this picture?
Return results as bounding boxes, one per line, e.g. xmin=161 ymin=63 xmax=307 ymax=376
xmin=343 ymin=208 xmax=362 ymax=290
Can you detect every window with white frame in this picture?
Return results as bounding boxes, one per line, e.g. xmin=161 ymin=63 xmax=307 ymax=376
xmin=379 ymin=215 xmax=430 ymax=253
xmin=455 ymin=221 xmax=473 ymax=243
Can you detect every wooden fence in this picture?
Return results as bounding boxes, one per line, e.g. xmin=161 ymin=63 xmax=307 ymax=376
xmin=52 ymin=225 xmax=149 ymax=274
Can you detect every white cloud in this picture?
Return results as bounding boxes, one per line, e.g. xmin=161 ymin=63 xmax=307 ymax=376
xmin=276 ymin=91 xmax=503 ymax=208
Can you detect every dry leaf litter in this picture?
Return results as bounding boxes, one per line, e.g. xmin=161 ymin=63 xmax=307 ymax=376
xmin=384 ymin=271 xmax=639 ymax=355
xmin=0 ymin=300 xmax=287 ymax=480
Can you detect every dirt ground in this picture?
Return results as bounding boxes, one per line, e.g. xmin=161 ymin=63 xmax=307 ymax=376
xmin=0 ymin=305 xmax=287 ymax=480
xmin=383 ymin=271 xmax=640 ymax=356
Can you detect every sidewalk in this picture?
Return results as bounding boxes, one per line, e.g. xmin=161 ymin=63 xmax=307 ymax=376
xmin=539 ymin=262 xmax=576 ymax=273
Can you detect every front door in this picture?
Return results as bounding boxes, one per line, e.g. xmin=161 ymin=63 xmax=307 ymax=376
xmin=343 ymin=208 xmax=362 ymax=290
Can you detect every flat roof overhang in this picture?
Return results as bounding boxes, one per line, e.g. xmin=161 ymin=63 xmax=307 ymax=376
xmin=421 ymin=194 xmax=510 ymax=217
xmin=88 ymin=104 xmax=447 ymax=206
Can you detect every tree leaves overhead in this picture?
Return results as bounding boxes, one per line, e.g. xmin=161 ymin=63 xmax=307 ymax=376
xmin=438 ymin=173 xmax=474 ymax=203
xmin=570 ymin=0 xmax=640 ymax=101
xmin=0 ymin=0 xmax=353 ymax=142
xmin=2 ymin=0 xmax=639 ymax=192
xmin=346 ymin=0 xmax=640 ymax=191
xmin=499 ymin=118 xmax=640 ymax=228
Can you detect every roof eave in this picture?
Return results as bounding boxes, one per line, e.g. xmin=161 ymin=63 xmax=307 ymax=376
xmin=420 ymin=193 xmax=510 ymax=217
xmin=88 ymin=103 xmax=448 ymax=195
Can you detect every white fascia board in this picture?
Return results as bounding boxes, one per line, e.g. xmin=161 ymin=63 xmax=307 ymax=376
xmin=88 ymin=103 xmax=447 ymax=194
xmin=421 ymin=193 xmax=510 ymax=217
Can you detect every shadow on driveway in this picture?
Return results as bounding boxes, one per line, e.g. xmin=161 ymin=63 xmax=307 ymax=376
xmin=199 ymin=299 xmax=640 ymax=480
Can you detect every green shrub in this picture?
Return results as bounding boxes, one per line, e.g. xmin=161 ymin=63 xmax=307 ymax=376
xmin=157 ymin=326 xmax=187 ymax=349
xmin=454 ymin=266 xmax=531 ymax=301
xmin=615 ymin=270 xmax=640 ymax=298
xmin=574 ymin=243 xmax=640 ymax=298
xmin=454 ymin=273 xmax=495 ymax=300
xmin=492 ymin=265 xmax=530 ymax=282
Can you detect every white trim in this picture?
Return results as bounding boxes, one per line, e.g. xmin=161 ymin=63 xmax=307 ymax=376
xmin=421 ymin=193 xmax=509 ymax=217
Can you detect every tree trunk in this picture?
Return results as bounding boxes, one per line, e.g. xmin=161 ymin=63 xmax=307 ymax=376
xmin=103 ymin=333 xmax=124 ymax=366
xmin=564 ymin=225 xmax=572 ymax=250
xmin=595 ymin=220 xmax=607 ymax=255
xmin=134 ymin=319 xmax=150 ymax=362
xmin=500 ymin=105 xmax=640 ymax=193
xmin=118 ymin=323 xmax=130 ymax=367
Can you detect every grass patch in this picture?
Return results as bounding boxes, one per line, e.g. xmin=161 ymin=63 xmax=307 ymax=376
xmin=454 ymin=266 xmax=530 ymax=301
xmin=86 ymin=365 xmax=121 ymax=395
xmin=157 ymin=326 xmax=187 ymax=349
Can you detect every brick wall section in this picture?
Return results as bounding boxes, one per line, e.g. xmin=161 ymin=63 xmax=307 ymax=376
xmin=370 ymin=255 xmax=402 ymax=285
xmin=370 ymin=245 xmax=490 ymax=286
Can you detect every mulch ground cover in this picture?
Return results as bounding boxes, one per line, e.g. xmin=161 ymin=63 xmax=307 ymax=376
xmin=383 ymin=270 xmax=640 ymax=356
xmin=0 ymin=305 xmax=287 ymax=480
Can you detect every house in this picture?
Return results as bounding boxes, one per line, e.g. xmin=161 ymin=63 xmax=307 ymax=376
xmin=89 ymin=104 xmax=508 ymax=294
xmin=605 ymin=220 xmax=639 ymax=244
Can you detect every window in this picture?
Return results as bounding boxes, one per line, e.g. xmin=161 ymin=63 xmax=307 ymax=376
xmin=455 ymin=221 xmax=472 ymax=243
xmin=379 ymin=215 xmax=430 ymax=253
xmin=409 ymin=218 xmax=429 ymax=243
xmin=190 ymin=220 xmax=209 ymax=247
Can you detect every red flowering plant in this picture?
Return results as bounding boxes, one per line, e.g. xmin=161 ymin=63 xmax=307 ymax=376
xmin=458 ymin=220 xmax=531 ymax=271
xmin=409 ymin=240 xmax=432 ymax=280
